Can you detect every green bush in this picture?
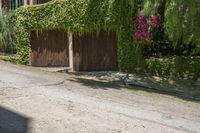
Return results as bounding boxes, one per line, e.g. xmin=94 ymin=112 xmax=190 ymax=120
xmin=0 ymin=11 xmax=16 ymax=53
xmin=145 ymin=57 xmax=200 ymax=80
xmin=0 ymin=55 xmax=17 ymax=63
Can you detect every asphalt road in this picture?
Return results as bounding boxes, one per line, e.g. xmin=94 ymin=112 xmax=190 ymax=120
xmin=0 ymin=61 xmax=200 ymax=133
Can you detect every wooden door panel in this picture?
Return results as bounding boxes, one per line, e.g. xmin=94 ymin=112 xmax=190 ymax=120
xmin=30 ymin=30 xmax=69 ymax=67
xmin=73 ymin=30 xmax=118 ymax=71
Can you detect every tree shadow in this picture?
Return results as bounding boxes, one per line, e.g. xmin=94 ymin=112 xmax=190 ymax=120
xmin=69 ymin=77 xmax=121 ymax=90
xmin=68 ymin=76 xmax=200 ymax=102
xmin=0 ymin=106 xmax=31 ymax=133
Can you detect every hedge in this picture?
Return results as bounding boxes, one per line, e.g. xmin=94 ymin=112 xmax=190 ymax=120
xmin=145 ymin=57 xmax=200 ymax=80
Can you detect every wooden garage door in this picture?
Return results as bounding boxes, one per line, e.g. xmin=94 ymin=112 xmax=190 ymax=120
xmin=30 ymin=30 xmax=69 ymax=67
xmin=73 ymin=30 xmax=118 ymax=71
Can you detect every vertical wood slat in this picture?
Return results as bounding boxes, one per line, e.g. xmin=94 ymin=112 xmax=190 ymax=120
xmin=0 ymin=0 xmax=2 ymax=12
xmin=30 ymin=30 xmax=69 ymax=67
xmin=1 ymin=0 xmax=23 ymax=10
xmin=73 ymin=30 xmax=118 ymax=71
xmin=36 ymin=0 xmax=51 ymax=4
xmin=2 ymin=0 xmax=9 ymax=10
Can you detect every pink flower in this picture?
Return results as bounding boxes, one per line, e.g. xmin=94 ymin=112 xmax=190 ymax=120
xmin=134 ymin=32 xmax=142 ymax=39
xmin=151 ymin=16 xmax=161 ymax=24
xmin=140 ymin=30 xmax=150 ymax=38
xmin=151 ymin=16 xmax=157 ymax=23
xmin=138 ymin=17 xmax=146 ymax=25
xmin=151 ymin=23 xmax=157 ymax=29
xmin=130 ymin=14 xmax=161 ymax=42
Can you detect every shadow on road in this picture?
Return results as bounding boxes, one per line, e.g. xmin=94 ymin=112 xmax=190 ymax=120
xmin=69 ymin=77 xmax=200 ymax=102
xmin=0 ymin=106 xmax=31 ymax=133
xmin=70 ymin=78 xmax=121 ymax=90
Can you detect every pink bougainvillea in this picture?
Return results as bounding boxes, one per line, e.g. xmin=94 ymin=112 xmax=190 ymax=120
xmin=129 ymin=14 xmax=161 ymax=42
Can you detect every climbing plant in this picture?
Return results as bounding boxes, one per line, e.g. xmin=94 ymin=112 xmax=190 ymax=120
xmin=14 ymin=0 xmax=140 ymax=67
xmin=14 ymin=0 xmax=200 ymax=79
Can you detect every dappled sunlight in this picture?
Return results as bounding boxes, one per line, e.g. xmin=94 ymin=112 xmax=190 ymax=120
xmin=68 ymin=71 xmax=200 ymax=102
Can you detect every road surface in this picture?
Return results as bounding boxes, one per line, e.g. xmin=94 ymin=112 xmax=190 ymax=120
xmin=0 ymin=61 xmax=200 ymax=133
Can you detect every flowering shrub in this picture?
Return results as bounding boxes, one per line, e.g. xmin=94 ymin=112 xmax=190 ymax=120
xmin=129 ymin=15 xmax=161 ymax=42
xmin=128 ymin=15 xmax=161 ymax=68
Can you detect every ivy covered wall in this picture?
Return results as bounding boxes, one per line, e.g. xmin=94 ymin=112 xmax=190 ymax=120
xmin=14 ymin=0 xmax=200 ymax=79
xmin=14 ymin=0 xmax=138 ymax=67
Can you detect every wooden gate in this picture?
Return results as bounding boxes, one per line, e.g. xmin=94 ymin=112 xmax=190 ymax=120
xmin=73 ymin=30 xmax=118 ymax=71
xmin=30 ymin=30 xmax=69 ymax=67
xmin=2 ymin=0 xmax=9 ymax=9
xmin=34 ymin=0 xmax=51 ymax=4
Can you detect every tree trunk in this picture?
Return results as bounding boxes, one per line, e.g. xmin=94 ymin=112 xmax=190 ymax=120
xmin=30 ymin=0 xmax=33 ymax=5
xmin=157 ymin=0 xmax=167 ymax=41
xmin=0 ymin=0 xmax=2 ymax=13
xmin=23 ymin=0 xmax=27 ymax=5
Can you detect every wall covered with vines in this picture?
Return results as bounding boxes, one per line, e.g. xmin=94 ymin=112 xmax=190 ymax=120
xmin=14 ymin=0 xmax=200 ymax=79
xmin=14 ymin=0 xmax=138 ymax=66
